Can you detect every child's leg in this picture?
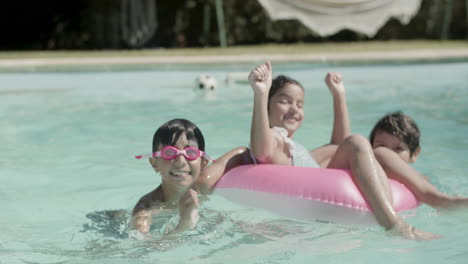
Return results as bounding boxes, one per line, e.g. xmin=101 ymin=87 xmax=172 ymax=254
xmin=327 ymin=135 xmax=439 ymax=240
xmin=374 ymin=147 xmax=468 ymax=209
xmin=310 ymin=144 xmax=338 ymax=168
xmin=327 ymin=135 xmax=395 ymax=228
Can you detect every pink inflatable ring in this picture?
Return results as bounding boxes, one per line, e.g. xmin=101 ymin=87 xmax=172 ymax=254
xmin=215 ymin=165 xmax=420 ymax=225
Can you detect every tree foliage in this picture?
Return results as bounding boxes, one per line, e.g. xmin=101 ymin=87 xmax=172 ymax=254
xmin=0 ymin=0 xmax=466 ymax=50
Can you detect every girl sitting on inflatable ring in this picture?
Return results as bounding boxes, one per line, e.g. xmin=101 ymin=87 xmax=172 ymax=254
xmin=247 ymin=61 xmax=439 ymax=240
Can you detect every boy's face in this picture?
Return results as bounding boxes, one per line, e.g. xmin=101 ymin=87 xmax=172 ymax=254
xmin=150 ymin=133 xmax=206 ymax=189
xmin=372 ymin=130 xmax=419 ymax=163
xmin=268 ymin=84 xmax=304 ymax=137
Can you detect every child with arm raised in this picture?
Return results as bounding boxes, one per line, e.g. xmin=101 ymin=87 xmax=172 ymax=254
xmin=248 ymin=61 xmax=439 ymax=240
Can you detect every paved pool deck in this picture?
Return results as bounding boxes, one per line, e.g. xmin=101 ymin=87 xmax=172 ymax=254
xmin=1 ymin=48 xmax=468 ymax=69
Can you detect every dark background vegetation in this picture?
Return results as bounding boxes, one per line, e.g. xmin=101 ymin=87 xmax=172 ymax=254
xmin=0 ymin=0 xmax=466 ymax=50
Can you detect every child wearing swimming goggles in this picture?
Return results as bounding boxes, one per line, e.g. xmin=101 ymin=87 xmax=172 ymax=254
xmin=131 ymin=118 xmax=252 ymax=236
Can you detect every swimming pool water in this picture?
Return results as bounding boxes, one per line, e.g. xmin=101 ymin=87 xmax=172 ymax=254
xmin=1 ymin=61 xmax=467 ymax=264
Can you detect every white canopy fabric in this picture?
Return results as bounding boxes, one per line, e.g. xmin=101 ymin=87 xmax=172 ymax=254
xmin=257 ymin=0 xmax=422 ymax=37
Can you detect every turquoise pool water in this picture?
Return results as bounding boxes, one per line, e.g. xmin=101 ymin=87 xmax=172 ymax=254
xmin=1 ymin=61 xmax=467 ymax=263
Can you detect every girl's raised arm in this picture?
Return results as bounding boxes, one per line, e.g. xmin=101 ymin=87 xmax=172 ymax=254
xmin=248 ymin=62 xmax=277 ymax=163
xmin=325 ymin=72 xmax=350 ymax=145
xmin=311 ymin=72 xmax=350 ymax=167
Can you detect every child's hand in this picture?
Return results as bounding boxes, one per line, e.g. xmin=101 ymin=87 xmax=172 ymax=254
xmin=177 ymin=188 xmax=200 ymax=230
xmin=248 ymin=61 xmax=272 ymax=95
xmin=325 ymin=72 xmax=345 ymax=96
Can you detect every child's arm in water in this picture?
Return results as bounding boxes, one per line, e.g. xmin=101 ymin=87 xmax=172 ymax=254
xmin=173 ymin=189 xmax=200 ymax=232
xmin=130 ymin=187 xmax=202 ymax=235
xmin=374 ymin=147 xmax=468 ymax=209
xmin=130 ymin=185 xmax=163 ymax=235
xmin=196 ymin=147 xmax=253 ymax=194
xmin=248 ymin=61 xmax=285 ymax=164
xmin=311 ymin=72 xmax=350 ymax=167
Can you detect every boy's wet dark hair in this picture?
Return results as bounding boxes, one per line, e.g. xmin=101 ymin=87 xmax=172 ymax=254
xmin=152 ymin=119 xmax=205 ymax=152
xmin=369 ymin=111 xmax=420 ymax=157
xmin=268 ymin=75 xmax=304 ymax=110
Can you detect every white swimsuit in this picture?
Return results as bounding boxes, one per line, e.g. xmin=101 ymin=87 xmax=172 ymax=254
xmin=250 ymin=127 xmax=320 ymax=168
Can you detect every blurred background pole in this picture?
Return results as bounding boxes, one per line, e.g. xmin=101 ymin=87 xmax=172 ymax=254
xmin=215 ymin=0 xmax=227 ymax=47
xmin=466 ymin=0 xmax=468 ymax=38
xmin=440 ymin=0 xmax=453 ymax=40
xmin=203 ymin=1 xmax=211 ymax=46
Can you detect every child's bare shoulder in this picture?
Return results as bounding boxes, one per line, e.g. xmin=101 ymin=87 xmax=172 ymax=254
xmin=133 ymin=186 xmax=163 ymax=213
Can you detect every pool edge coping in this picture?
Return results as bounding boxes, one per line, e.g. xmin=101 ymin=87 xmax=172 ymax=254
xmin=1 ymin=48 xmax=468 ymax=72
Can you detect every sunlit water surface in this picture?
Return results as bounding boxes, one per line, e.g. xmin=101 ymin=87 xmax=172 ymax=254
xmin=1 ymin=61 xmax=467 ymax=263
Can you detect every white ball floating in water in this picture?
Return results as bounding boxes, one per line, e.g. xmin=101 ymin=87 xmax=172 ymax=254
xmin=194 ymin=74 xmax=217 ymax=91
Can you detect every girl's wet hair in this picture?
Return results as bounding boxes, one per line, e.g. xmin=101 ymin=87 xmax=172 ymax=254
xmin=369 ymin=111 xmax=420 ymax=157
xmin=152 ymin=119 xmax=205 ymax=152
xmin=268 ymin=75 xmax=304 ymax=109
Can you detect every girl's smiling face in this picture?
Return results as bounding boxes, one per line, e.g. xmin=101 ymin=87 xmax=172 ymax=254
xmin=372 ymin=130 xmax=419 ymax=163
xmin=268 ymin=84 xmax=304 ymax=137
xmin=150 ymin=133 xmax=205 ymax=189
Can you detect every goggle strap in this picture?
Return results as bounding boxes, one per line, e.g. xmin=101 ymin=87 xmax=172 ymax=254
xmin=135 ymin=150 xmax=214 ymax=161
xmin=201 ymin=152 xmax=214 ymax=161
xmin=134 ymin=151 xmax=161 ymax=159
xmin=135 ymin=154 xmax=150 ymax=159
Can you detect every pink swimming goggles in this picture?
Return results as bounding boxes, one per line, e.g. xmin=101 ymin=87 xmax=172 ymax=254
xmin=135 ymin=146 xmax=214 ymax=161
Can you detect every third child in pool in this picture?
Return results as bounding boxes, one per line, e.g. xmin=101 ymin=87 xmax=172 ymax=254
xmin=369 ymin=111 xmax=468 ymax=209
